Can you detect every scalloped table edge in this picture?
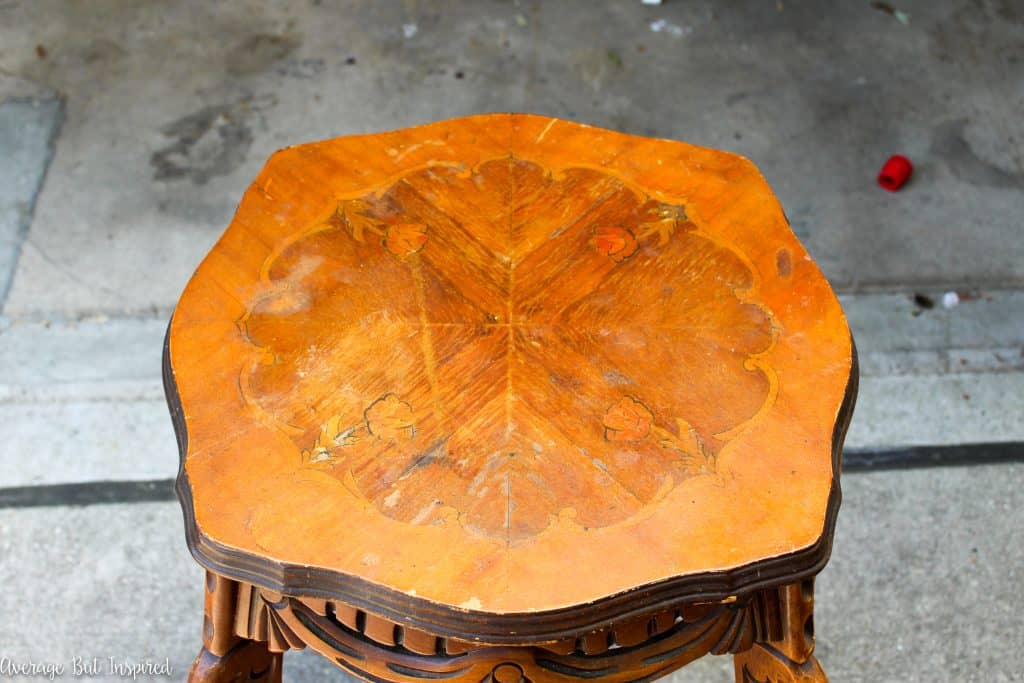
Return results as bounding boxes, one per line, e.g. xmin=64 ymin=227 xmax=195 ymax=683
xmin=164 ymin=320 xmax=859 ymax=645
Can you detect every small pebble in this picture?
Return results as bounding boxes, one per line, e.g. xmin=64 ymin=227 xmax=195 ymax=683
xmin=913 ymin=293 xmax=935 ymax=310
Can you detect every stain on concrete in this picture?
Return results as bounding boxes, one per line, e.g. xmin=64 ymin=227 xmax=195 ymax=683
xmin=932 ymin=119 xmax=1024 ymax=190
xmin=0 ymin=93 xmax=64 ymax=312
xmin=929 ymin=0 xmax=1023 ymax=65
xmin=993 ymin=0 xmax=1023 ymax=24
xmin=725 ymin=88 xmax=771 ymax=107
xmin=226 ymin=34 xmax=299 ymax=76
xmin=82 ymin=38 xmax=126 ymax=64
xmin=276 ymin=58 xmax=326 ymax=79
xmin=150 ymin=95 xmax=275 ymax=185
xmin=997 ymin=41 xmax=1024 ymax=67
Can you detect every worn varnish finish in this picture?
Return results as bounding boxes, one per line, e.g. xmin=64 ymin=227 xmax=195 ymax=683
xmin=240 ymin=157 xmax=778 ymax=541
xmin=166 ymin=114 xmax=856 ymax=681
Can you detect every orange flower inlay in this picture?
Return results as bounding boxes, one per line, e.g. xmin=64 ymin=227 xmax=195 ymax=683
xmin=603 ymin=396 xmax=654 ymax=441
xmin=592 ymin=226 xmax=638 ymax=262
xmin=384 ymin=223 xmax=428 ymax=258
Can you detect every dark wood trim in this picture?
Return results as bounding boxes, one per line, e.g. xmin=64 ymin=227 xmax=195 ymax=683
xmin=165 ymin=317 xmax=858 ymax=645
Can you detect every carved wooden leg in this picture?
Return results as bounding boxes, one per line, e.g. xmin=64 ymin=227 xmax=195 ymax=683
xmin=733 ymin=580 xmax=826 ymax=682
xmin=188 ymin=571 xmax=283 ymax=683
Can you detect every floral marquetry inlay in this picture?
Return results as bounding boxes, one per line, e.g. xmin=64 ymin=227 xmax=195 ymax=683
xmin=169 ymin=113 xmax=857 ymax=625
xmin=237 ymin=156 xmax=777 ymax=541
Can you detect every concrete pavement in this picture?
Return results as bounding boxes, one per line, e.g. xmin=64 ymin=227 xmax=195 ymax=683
xmin=0 ymin=1 xmax=1022 ymax=681
xmin=0 ymin=0 xmax=1022 ymax=317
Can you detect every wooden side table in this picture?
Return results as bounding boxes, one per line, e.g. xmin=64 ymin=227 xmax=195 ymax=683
xmin=165 ymin=114 xmax=857 ymax=682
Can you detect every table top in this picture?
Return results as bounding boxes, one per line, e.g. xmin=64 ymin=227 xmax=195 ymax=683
xmin=166 ymin=113 xmax=856 ymax=642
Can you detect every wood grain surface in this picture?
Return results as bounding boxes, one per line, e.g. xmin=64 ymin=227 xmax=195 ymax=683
xmin=166 ymin=114 xmax=856 ymax=640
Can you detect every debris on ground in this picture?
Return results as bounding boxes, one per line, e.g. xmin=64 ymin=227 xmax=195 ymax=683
xmin=515 ymin=14 xmax=528 ymax=27
xmin=650 ymin=19 xmax=691 ymax=37
xmin=870 ymin=2 xmax=911 ymax=25
xmin=912 ymin=293 xmax=935 ymax=311
xmin=956 ymin=290 xmax=992 ymax=303
xmin=402 ymin=23 xmax=418 ymax=39
xmin=942 ymin=291 xmax=960 ymax=309
xmin=607 ymin=50 xmax=623 ymax=68
xmin=35 ymin=44 xmax=46 ymax=59
xmin=641 ymin=0 xmax=663 ymax=5
xmin=878 ymin=154 xmax=913 ymax=191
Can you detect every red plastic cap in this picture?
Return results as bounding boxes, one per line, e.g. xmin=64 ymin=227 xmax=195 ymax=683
xmin=878 ymin=155 xmax=913 ymax=192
